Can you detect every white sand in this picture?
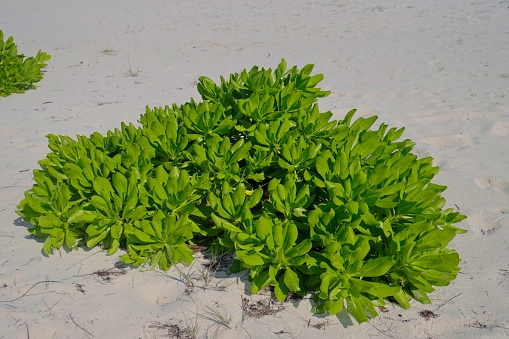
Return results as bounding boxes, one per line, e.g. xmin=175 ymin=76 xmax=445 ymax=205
xmin=1 ymin=1 xmax=508 ymax=338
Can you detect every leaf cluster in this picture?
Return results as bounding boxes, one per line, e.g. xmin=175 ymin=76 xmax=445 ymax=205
xmin=0 ymin=29 xmax=50 ymax=97
xmin=16 ymin=59 xmax=466 ymax=323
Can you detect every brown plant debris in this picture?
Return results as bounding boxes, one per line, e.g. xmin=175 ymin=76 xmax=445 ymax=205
xmin=75 ymin=283 xmax=86 ymax=293
xmin=274 ymin=330 xmax=292 ymax=336
xmin=419 ymin=309 xmax=438 ymax=321
xmin=148 ymin=321 xmax=195 ymax=339
xmin=307 ymin=319 xmax=330 ymax=330
xmin=92 ymin=268 xmax=126 ymax=282
xmin=242 ymin=297 xmax=284 ymax=319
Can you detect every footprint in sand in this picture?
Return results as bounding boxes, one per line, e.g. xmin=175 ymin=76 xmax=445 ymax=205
xmin=491 ymin=121 xmax=509 ymax=137
xmin=419 ymin=134 xmax=479 ymax=151
xmin=471 ymin=178 xmax=509 ymax=235
xmin=468 ymin=210 xmax=508 ymax=235
xmin=473 ymin=178 xmax=509 ymax=194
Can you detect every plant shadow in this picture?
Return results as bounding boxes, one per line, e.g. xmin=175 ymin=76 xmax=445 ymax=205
xmin=302 ymin=295 xmax=355 ymax=329
xmin=194 ymin=249 xmax=357 ymax=328
xmin=12 ymin=216 xmax=99 ymax=257
xmin=13 ymin=216 xmax=46 ymax=246
xmin=13 ymin=216 xmax=32 ymax=229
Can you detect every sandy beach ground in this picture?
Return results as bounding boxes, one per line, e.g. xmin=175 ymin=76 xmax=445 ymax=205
xmin=1 ymin=1 xmax=509 ymax=338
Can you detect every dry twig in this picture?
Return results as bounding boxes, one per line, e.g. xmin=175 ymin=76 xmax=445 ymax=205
xmin=69 ymin=313 xmax=94 ymax=337
xmin=307 ymin=319 xmax=330 ymax=330
xmin=242 ymin=297 xmax=284 ymax=319
xmin=0 ymin=280 xmax=60 ymax=303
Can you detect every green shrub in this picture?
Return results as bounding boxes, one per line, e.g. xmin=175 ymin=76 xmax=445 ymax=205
xmin=17 ymin=59 xmax=466 ymax=323
xmin=0 ymin=29 xmax=50 ymax=97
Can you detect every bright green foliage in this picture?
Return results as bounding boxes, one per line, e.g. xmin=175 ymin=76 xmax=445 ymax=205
xmin=121 ymin=210 xmax=197 ymax=270
xmin=0 ymin=29 xmax=50 ymax=97
xmin=17 ymin=59 xmax=466 ymax=324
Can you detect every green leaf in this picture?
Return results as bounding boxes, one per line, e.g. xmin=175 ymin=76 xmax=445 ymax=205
xmin=411 ymin=289 xmax=431 ymax=304
xmin=90 ymin=195 xmax=110 ymax=214
xmin=237 ymin=250 xmax=269 ymax=266
xmin=393 ymin=288 xmax=411 ymax=309
xmin=286 ymin=239 xmax=312 ymax=258
xmin=131 ymin=228 xmax=155 ymax=243
xmin=67 ymin=209 xmax=97 ymax=224
xmin=255 ymin=216 xmax=272 ymax=242
xmin=211 ymin=213 xmax=241 ymax=232
xmin=85 ymin=228 xmax=108 ymax=248
xmin=368 ymin=283 xmax=401 ymax=299
xmin=319 ymin=272 xmax=333 ymax=297
xmin=112 ymin=172 xmax=128 ymax=200
xmin=43 ymin=237 xmax=53 ymax=254
xmin=247 ymin=187 xmax=263 ymax=208
xmin=274 ymin=275 xmax=290 ymax=301
xmin=347 ymin=295 xmax=377 ymax=323
xmin=324 ymin=299 xmax=344 ymax=315
xmin=93 ymin=176 xmax=114 ymax=198
xmin=250 ymin=269 xmax=271 ymax=294
xmin=416 ymin=228 xmax=457 ymax=250
xmin=283 ymin=267 xmax=300 ymax=291
xmin=358 ymin=257 xmax=395 ymax=277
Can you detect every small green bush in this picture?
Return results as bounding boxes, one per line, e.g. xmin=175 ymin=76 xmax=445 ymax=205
xmin=0 ymin=29 xmax=50 ymax=97
xmin=17 ymin=59 xmax=466 ymax=323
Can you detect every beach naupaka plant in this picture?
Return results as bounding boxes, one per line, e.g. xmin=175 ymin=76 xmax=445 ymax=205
xmin=0 ymin=29 xmax=50 ymax=97
xmin=17 ymin=58 xmax=466 ymax=324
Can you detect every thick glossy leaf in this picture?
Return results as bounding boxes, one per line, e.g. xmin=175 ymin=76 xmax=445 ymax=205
xmin=237 ymin=250 xmax=269 ymax=266
xmin=286 ymin=239 xmax=312 ymax=259
xmin=211 ymin=213 xmax=241 ymax=233
xmin=393 ymin=288 xmax=411 ymax=309
xmin=250 ymin=269 xmax=271 ymax=294
xmin=283 ymin=267 xmax=300 ymax=291
xmin=85 ymin=229 xmax=108 ymax=248
xmin=358 ymin=257 xmax=395 ymax=277
xmin=411 ymin=289 xmax=431 ymax=304
xmin=255 ymin=217 xmax=272 ymax=242
xmin=67 ymin=209 xmax=97 ymax=224
xmin=324 ymin=299 xmax=344 ymax=315
xmin=347 ymin=295 xmax=377 ymax=324
xmin=274 ymin=275 xmax=290 ymax=301
xmin=93 ymin=176 xmax=114 ymax=198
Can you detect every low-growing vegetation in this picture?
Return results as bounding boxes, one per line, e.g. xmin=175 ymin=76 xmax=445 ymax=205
xmin=0 ymin=29 xmax=50 ymax=97
xmin=16 ymin=59 xmax=466 ymax=323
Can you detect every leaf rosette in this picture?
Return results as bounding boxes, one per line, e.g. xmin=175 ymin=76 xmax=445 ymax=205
xmin=121 ymin=211 xmax=199 ymax=270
